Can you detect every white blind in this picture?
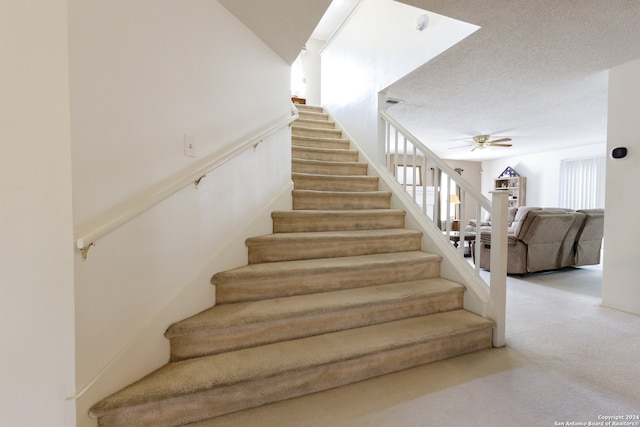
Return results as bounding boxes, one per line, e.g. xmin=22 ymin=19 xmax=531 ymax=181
xmin=559 ymin=156 xmax=606 ymax=209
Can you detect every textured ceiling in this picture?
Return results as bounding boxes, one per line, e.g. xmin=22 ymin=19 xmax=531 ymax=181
xmin=387 ymin=0 xmax=640 ymax=160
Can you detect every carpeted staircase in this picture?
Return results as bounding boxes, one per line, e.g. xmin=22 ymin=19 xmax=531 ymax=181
xmin=89 ymin=104 xmax=494 ymax=426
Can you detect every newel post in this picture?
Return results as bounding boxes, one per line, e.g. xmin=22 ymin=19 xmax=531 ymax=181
xmin=489 ymin=191 xmax=509 ymax=347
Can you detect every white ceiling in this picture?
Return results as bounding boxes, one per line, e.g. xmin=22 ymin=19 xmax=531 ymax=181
xmin=311 ymin=0 xmax=361 ymax=41
xmin=218 ymin=0 xmax=332 ymax=63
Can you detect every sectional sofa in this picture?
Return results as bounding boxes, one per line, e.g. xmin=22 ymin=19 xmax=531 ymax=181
xmin=468 ymin=207 xmax=604 ymax=275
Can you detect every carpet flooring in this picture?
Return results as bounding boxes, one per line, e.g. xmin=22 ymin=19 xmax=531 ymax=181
xmin=190 ymin=264 xmax=640 ymax=427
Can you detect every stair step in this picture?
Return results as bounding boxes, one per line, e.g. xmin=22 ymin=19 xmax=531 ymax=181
xmin=292 ymin=145 xmax=359 ymax=162
xmin=272 ymin=209 xmax=405 ymax=232
xmin=165 ymin=278 xmax=465 ymax=361
xmin=292 ymin=158 xmax=367 ymax=176
xmin=246 ymin=228 xmax=422 ymax=264
xmin=293 ymin=118 xmax=336 ymax=129
xmin=293 ymin=189 xmax=391 ymax=210
xmin=298 ymin=110 xmax=329 ymax=121
xmin=90 ymin=310 xmax=494 ymax=427
xmin=292 ymin=135 xmax=350 ymax=150
xmin=292 ymin=173 xmax=379 ymax=192
xmin=295 ymin=104 xmax=324 ymax=113
xmin=292 ymin=125 xmax=342 ymax=139
xmin=212 ymin=251 xmax=441 ymax=303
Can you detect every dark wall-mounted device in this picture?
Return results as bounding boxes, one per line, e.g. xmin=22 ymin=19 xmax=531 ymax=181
xmin=611 ymin=147 xmax=628 ymax=159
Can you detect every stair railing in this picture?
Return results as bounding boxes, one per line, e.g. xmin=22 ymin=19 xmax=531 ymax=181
xmin=379 ymin=109 xmax=508 ymax=347
xmin=75 ymin=103 xmax=299 ymax=259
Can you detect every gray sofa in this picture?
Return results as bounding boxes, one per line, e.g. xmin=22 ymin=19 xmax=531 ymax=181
xmin=471 ymin=207 xmax=604 ymax=274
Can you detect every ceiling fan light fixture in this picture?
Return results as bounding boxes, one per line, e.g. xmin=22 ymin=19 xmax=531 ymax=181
xmin=472 ymin=135 xmax=490 ymax=144
xmin=450 ymin=134 xmax=513 ymax=152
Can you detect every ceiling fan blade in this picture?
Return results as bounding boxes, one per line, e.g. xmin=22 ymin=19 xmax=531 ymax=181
xmin=487 ymin=143 xmax=512 ymax=147
xmin=449 ymin=143 xmax=473 ymax=149
xmin=486 ymin=138 xmax=512 ymax=144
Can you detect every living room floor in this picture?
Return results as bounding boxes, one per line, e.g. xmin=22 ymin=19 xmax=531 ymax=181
xmin=193 ymin=264 xmax=640 ymax=427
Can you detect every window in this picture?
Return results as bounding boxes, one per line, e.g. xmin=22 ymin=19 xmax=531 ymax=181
xmin=559 ymin=156 xmax=605 ymax=209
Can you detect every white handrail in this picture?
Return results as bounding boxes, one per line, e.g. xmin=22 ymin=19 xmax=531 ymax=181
xmin=379 ymin=108 xmax=508 ymax=346
xmin=75 ymin=105 xmax=299 ymax=257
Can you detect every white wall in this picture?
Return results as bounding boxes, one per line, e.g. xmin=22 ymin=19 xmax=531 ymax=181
xmin=0 ymin=1 xmax=76 ymax=425
xmin=481 ymin=144 xmax=606 ymax=207
xmin=602 ymin=58 xmax=640 ymax=315
xmin=321 ymin=0 xmax=478 ymax=164
xmin=292 ymin=38 xmax=324 ymax=105
xmin=68 ymin=1 xmax=292 ymax=424
xmin=69 ymin=0 xmax=290 ymax=223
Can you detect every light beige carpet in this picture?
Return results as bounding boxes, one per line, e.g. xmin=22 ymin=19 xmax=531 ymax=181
xmin=189 ymin=265 xmax=640 ymax=427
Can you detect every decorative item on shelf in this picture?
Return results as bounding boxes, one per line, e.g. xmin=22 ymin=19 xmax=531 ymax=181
xmin=495 ymin=166 xmax=526 ymax=208
xmin=498 ymin=166 xmax=520 ymax=178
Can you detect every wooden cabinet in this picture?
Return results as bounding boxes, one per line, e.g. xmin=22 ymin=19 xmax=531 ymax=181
xmin=495 ymin=167 xmax=526 ymax=207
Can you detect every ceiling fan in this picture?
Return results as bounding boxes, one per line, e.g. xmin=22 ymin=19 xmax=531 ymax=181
xmin=451 ymin=135 xmax=513 ymax=151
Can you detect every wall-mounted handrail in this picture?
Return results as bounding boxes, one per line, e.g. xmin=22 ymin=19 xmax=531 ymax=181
xmin=379 ymin=108 xmax=508 ymax=347
xmin=75 ymin=104 xmax=299 ymax=258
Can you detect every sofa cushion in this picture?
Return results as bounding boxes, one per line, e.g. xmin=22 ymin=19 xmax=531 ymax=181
xmin=510 ymin=207 xmax=541 ymax=236
xmin=482 ymin=206 xmax=519 ymax=225
xmin=512 ymin=207 xmax=574 ymax=237
xmin=518 ymin=211 xmax=579 ymax=272
xmin=469 ymin=206 xmax=519 ymax=231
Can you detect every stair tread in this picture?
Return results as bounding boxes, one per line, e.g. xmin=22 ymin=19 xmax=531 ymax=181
xmin=272 ymin=209 xmax=406 ymax=234
xmin=272 ymin=209 xmax=405 ymax=218
xmin=293 ymin=189 xmax=391 ymax=196
xmin=247 ymin=228 xmax=421 ymax=246
xmin=91 ymin=310 xmax=493 ymax=414
xmin=211 ymin=251 xmax=440 ymax=283
xmin=292 ymin=172 xmax=375 ymax=180
xmin=292 ymin=127 xmax=342 ymax=138
xmin=293 ymin=118 xmax=335 ymax=126
xmin=292 ymin=125 xmax=340 ymax=132
xmin=295 ymin=105 xmax=324 ymax=112
xmin=291 ymin=174 xmax=380 ymax=193
xmin=166 ymin=278 xmax=464 ymax=337
xmin=293 ymin=158 xmax=364 ymax=167
xmin=292 ymin=145 xmax=356 ymax=154
xmin=292 ymin=135 xmax=350 ymax=144
xmin=297 ymin=110 xmax=327 ymax=117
